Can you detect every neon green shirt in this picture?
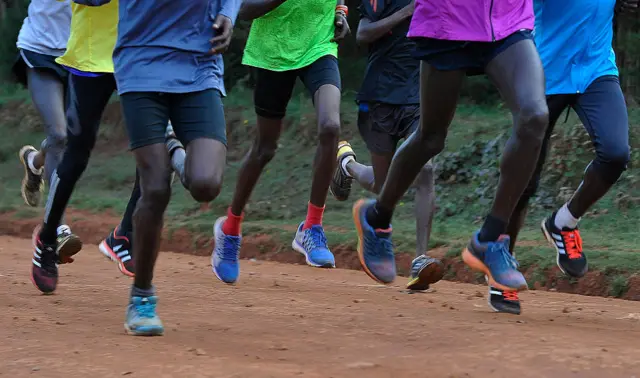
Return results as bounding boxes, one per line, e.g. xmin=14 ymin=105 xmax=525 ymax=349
xmin=242 ymin=0 xmax=338 ymax=71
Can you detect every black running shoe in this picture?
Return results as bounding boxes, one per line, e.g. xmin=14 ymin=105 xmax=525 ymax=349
xmin=541 ymin=213 xmax=587 ymax=278
xmin=19 ymin=145 xmax=43 ymax=207
xmin=99 ymin=226 xmax=135 ymax=277
xmin=329 ymin=141 xmax=355 ymax=201
xmin=31 ymin=229 xmax=58 ymax=294
xmin=488 ymin=285 xmax=521 ymax=315
xmin=56 ymin=225 xmax=83 ymax=264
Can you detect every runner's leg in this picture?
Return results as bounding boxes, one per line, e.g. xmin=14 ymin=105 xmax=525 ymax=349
xmin=506 ymin=95 xmax=570 ymax=252
xmin=481 ymin=39 xmax=548 ymax=243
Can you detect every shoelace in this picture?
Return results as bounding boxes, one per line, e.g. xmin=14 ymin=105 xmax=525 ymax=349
xmin=561 ymin=229 xmax=583 ymax=259
xmin=136 ymin=300 xmax=157 ymax=319
xmin=39 ymin=246 xmax=58 ymax=273
xmin=365 ymin=230 xmax=393 ymax=257
xmin=488 ymin=241 xmax=519 ymax=271
xmin=306 ymin=226 xmax=328 ymax=250
xmin=503 ymin=290 xmax=519 ymax=301
xmin=220 ymin=236 xmax=240 ymax=261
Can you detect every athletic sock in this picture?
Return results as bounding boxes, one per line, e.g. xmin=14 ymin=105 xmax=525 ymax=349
xmin=303 ymin=202 xmax=325 ymax=229
xmin=119 ymin=172 xmax=141 ymax=235
xmin=131 ymin=285 xmax=155 ymax=298
xmin=365 ymin=201 xmax=392 ymax=230
xmin=27 ymin=151 xmax=43 ymax=175
xmin=478 ymin=214 xmax=507 ymax=243
xmin=341 ymin=155 xmax=355 ymax=177
xmin=40 ymin=171 xmax=73 ymax=245
xmin=554 ymin=203 xmax=579 ymax=230
xmin=222 ymin=207 xmax=243 ymax=236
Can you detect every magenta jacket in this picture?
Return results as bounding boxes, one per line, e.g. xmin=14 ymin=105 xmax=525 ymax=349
xmin=407 ymin=0 xmax=534 ymax=42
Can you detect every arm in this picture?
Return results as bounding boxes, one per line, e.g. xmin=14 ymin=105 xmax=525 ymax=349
xmin=238 ymin=0 xmax=287 ymax=21
xmin=219 ymin=0 xmax=242 ymax=24
xmin=356 ymin=2 xmax=413 ymax=45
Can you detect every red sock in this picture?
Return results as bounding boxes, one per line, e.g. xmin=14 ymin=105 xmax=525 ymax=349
xmin=222 ymin=207 xmax=243 ymax=236
xmin=303 ymin=202 xmax=325 ymax=230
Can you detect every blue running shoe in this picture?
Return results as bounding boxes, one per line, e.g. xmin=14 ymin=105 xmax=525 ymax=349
xmin=125 ymin=296 xmax=164 ymax=336
xmin=212 ymin=216 xmax=241 ymax=284
xmin=462 ymin=232 xmax=527 ymax=292
xmin=352 ymin=199 xmax=396 ymax=284
xmin=292 ymin=222 xmax=335 ymax=268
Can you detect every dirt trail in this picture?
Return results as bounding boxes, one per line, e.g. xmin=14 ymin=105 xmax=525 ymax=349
xmin=1 ymin=236 xmax=640 ymax=378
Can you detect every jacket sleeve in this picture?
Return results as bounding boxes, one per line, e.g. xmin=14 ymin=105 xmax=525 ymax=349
xmin=72 ymin=0 xmax=111 ymax=5
xmin=218 ymin=0 xmax=242 ymax=25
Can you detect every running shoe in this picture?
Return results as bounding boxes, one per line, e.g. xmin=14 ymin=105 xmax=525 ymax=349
xmin=541 ymin=213 xmax=587 ymax=278
xmin=99 ymin=227 xmax=135 ymax=277
xmin=56 ymin=225 xmax=83 ymax=264
xmin=31 ymin=229 xmax=58 ymax=294
xmin=406 ymin=255 xmax=445 ymax=291
xmin=212 ymin=216 xmax=241 ymax=284
xmin=462 ymin=232 xmax=527 ymax=292
xmin=18 ymin=145 xmax=43 ymax=207
xmin=353 ymin=199 xmax=396 ymax=284
xmin=124 ymin=296 xmax=164 ymax=336
xmin=292 ymin=222 xmax=336 ymax=268
xmin=487 ymin=285 xmax=521 ymax=315
xmin=329 ymin=141 xmax=356 ymax=201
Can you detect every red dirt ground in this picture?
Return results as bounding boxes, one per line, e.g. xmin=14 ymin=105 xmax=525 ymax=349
xmin=2 ymin=236 xmax=640 ymax=377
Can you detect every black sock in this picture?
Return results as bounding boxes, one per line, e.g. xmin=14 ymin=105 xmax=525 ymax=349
xmin=131 ymin=285 xmax=155 ymax=298
xmin=119 ymin=171 xmax=141 ymax=235
xmin=478 ymin=214 xmax=507 ymax=243
xmin=365 ymin=201 xmax=393 ymax=229
xmin=40 ymin=171 xmax=75 ymax=245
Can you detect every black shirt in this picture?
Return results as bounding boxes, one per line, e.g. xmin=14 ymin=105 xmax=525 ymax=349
xmin=356 ymin=0 xmax=419 ymax=105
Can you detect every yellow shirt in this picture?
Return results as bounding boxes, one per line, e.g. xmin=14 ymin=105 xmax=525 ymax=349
xmin=55 ymin=0 xmax=118 ymax=73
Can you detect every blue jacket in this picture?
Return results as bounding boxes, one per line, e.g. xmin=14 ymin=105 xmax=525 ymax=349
xmin=534 ymin=0 xmax=619 ymax=95
xmin=74 ymin=0 xmax=240 ymax=95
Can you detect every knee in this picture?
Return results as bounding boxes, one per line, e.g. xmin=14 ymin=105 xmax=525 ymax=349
xmin=141 ymin=180 xmax=171 ymax=211
xmin=318 ymin=118 xmax=340 ymax=141
xmin=189 ymin=175 xmax=222 ymax=203
xmin=250 ymin=139 xmax=278 ymax=166
xmin=516 ymin=101 xmax=549 ymax=146
xmin=594 ymin=145 xmax=630 ymax=183
xmin=415 ymin=130 xmax=446 ymax=156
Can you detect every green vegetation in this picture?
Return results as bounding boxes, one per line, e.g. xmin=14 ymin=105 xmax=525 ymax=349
xmin=0 ymin=86 xmax=638 ymax=297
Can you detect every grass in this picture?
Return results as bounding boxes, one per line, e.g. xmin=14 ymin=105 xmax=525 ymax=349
xmin=1 ymin=84 xmax=639 ymax=294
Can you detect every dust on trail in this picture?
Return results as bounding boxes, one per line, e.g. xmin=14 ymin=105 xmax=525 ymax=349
xmin=1 ymin=236 xmax=640 ymax=378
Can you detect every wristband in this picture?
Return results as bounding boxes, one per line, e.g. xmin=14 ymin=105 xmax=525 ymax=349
xmin=335 ymin=5 xmax=348 ymax=16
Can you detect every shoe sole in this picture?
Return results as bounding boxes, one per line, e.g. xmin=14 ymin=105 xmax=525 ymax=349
xmin=99 ymin=240 xmax=135 ymax=277
xmin=291 ymin=239 xmax=335 ymax=268
xmin=124 ymin=323 xmax=164 ymax=336
xmin=406 ymin=260 xmax=445 ymax=291
xmin=58 ymin=235 xmax=83 ymax=263
xmin=461 ymin=247 xmax=527 ymax=292
xmin=18 ymin=145 xmax=42 ymax=208
xmin=540 ymin=219 xmax=587 ymax=278
xmin=211 ymin=217 xmax=239 ymax=285
xmin=353 ymin=199 xmax=394 ymax=285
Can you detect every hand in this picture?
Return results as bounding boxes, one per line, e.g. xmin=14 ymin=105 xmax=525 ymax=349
xmin=331 ymin=13 xmax=351 ymax=43
xmin=617 ymin=0 xmax=638 ymax=13
xmin=209 ymin=15 xmax=234 ymax=55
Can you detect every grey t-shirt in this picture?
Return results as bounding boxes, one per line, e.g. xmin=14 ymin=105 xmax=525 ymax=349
xmin=16 ymin=0 xmax=71 ymax=57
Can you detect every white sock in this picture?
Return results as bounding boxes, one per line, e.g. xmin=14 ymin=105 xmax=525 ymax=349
xmin=341 ymin=155 xmax=354 ymax=177
xmin=554 ymin=203 xmax=579 ymax=230
xmin=57 ymin=224 xmax=71 ymax=235
xmin=27 ymin=151 xmax=43 ymax=175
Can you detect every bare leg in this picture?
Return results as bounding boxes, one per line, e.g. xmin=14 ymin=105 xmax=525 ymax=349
xmin=132 ymin=144 xmax=172 ymax=291
xmin=310 ymin=84 xmax=341 ymax=207
xmin=369 ymin=64 xmax=464 ymax=228
xmin=345 ymin=153 xmax=390 ymax=193
xmin=414 ymin=161 xmax=435 ymax=256
xmin=229 ymin=116 xmax=282 ymax=215
xmin=480 ymin=39 xmax=548 ymax=242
